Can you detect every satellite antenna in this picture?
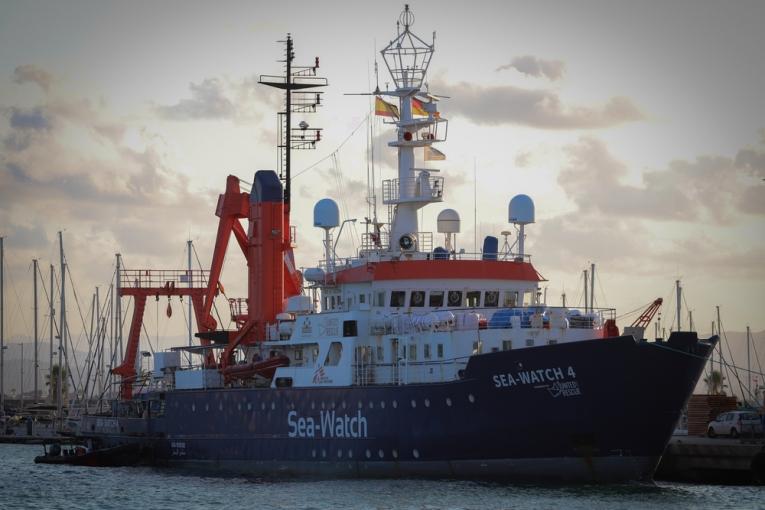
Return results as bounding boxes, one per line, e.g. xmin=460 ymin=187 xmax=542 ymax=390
xmin=508 ymin=195 xmax=535 ymax=260
xmin=437 ymin=209 xmax=460 ymax=254
xmin=500 ymin=230 xmax=512 ymax=260
xmin=313 ymin=199 xmax=340 ymax=274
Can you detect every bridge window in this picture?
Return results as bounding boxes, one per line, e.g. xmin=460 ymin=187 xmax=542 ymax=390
xmin=410 ymin=291 xmax=425 ymax=307
xmin=429 ymin=291 xmax=444 ymax=307
xmin=424 ymin=344 xmax=431 ymax=359
xmin=376 ymin=346 xmax=384 ymax=361
xmin=447 ymin=290 xmax=463 ymax=307
xmin=437 ymin=343 xmax=444 ymax=358
xmin=408 ymin=344 xmax=417 ymax=361
xmin=502 ymin=340 xmax=513 ymax=351
xmin=466 ymin=291 xmax=481 ymax=307
xmin=390 ymin=291 xmax=406 ymax=307
xmin=484 ymin=291 xmax=499 ymax=308
xmin=324 ymin=342 xmax=343 ymax=366
xmin=503 ymin=291 xmax=518 ymax=307
xmin=374 ymin=291 xmax=385 ymax=307
xmin=359 ymin=293 xmax=366 ymax=304
xmin=343 ymin=320 xmax=358 ymax=337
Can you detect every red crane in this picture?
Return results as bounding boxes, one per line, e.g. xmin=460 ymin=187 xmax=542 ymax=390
xmin=630 ymin=298 xmax=663 ymax=328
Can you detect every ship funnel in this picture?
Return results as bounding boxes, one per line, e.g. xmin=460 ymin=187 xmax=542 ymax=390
xmin=313 ymin=198 xmax=340 ymax=229
xmin=508 ymin=195 xmax=534 ymax=260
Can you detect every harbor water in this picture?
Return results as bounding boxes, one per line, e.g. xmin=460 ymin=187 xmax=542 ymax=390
xmin=1 ymin=445 xmax=763 ymax=509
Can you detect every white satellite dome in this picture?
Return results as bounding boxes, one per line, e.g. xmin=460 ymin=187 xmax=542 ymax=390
xmin=508 ymin=195 xmax=535 ymax=225
xmin=313 ymin=198 xmax=340 ymax=229
xmin=437 ymin=209 xmax=461 ymax=234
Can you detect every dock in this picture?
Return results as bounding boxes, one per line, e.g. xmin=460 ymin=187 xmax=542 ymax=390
xmin=655 ymin=435 xmax=765 ymax=484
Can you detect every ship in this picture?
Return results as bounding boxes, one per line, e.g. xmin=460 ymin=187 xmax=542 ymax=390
xmin=77 ymin=6 xmax=717 ymax=482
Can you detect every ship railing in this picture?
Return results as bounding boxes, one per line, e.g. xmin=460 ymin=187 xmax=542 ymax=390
xmin=382 ymin=175 xmax=444 ymax=204
xmin=372 ymin=306 xmax=616 ymax=335
xmin=120 ymin=269 xmax=211 ymax=289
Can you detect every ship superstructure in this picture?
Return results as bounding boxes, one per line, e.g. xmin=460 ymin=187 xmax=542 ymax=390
xmin=78 ymin=6 xmax=717 ymax=482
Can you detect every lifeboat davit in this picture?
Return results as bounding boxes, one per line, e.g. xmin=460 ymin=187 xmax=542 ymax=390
xmin=223 ymin=355 xmax=290 ymax=381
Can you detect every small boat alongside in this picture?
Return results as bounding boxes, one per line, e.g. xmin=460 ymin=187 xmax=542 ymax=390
xmin=34 ymin=442 xmax=151 ymax=467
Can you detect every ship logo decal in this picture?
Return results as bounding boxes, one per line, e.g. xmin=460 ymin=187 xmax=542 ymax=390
xmin=312 ymin=365 xmax=332 ymax=384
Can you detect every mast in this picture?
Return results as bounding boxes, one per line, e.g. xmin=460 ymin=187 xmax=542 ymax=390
xmin=747 ymin=325 xmax=751 ymax=403
xmin=49 ymin=264 xmax=54 ymax=403
xmin=58 ymin=231 xmax=66 ymax=426
xmin=19 ymin=343 xmax=23 ymax=410
xmin=187 ymin=240 xmax=193 ymax=367
xmin=380 ymin=5 xmax=444 ymax=251
xmin=115 ymin=253 xmax=122 ymax=364
xmin=590 ymin=263 xmax=595 ymax=312
xmin=583 ymin=269 xmax=589 ymax=313
xmin=716 ymin=306 xmax=722 ymax=376
xmin=33 ymin=259 xmax=38 ymax=402
xmin=675 ymin=280 xmax=682 ymax=331
xmin=0 ymin=236 xmax=4 ymax=415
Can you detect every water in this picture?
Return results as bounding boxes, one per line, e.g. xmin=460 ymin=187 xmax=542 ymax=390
xmin=1 ymin=444 xmax=763 ymax=510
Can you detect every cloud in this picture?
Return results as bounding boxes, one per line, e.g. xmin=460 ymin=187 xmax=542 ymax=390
xmin=13 ymin=64 xmax=54 ymax=92
xmin=155 ymin=78 xmax=236 ymax=120
xmin=497 ymin=56 xmax=566 ymax=81
xmin=558 ymin=137 xmax=765 ymax=224
xmin=8 ymin=107 xmax=52 ymax=130
xmin=432 ymin=79 xmax=644 ymax=129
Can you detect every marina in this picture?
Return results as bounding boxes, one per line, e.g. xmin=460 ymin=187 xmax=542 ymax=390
xmin=1 ymin=1 xmax=765 ymax=507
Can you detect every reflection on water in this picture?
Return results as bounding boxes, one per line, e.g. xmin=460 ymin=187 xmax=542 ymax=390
xmin=1 ymin=445 xmax=762 ymax=510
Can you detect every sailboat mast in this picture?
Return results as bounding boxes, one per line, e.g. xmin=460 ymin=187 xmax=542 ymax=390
xmin=675 ymin=280 xmax=682 ymax=331
xmin=0 ymin=236 xmax=4 ymax=414
xmin=33 ymin=259 xmax=38 ymax=401
xmin=747 ymin=325 xmax=751 ymax=403
xmin=49 ymin=264 xmax=54 ymax=402
xmin=58 ymin=231 xmax=66 ymax=426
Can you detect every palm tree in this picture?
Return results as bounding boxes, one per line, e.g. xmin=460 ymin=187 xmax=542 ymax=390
xmin=45 ymin=365 xmax=68 ymax=404
xmin=704 ymin=370 xmax=726 ymax=395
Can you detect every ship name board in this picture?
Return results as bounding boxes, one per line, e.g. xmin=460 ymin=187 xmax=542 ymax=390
xmin=288 ymin=410 xmax=368 ymax=439
xmin=492 ymin=365 xmax=581 ymax=397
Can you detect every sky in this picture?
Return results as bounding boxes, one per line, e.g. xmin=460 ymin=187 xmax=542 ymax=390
xmin=1 ymin=0 xmax=764 ymax=372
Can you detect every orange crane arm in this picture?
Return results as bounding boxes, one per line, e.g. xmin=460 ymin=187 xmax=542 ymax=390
xmin=630 ymin=298 xmax=663 ymax=328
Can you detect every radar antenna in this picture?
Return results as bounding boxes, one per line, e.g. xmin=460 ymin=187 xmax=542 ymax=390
xmin=259 ymin=35 xmax=328 ymax=208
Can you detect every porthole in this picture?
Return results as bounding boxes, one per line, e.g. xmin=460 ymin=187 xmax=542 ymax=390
xmin=341 ymin=401 xmax=346 ymax=409
xmin=311 ymin=401 xmax=316 ymax=410
xmin=411 ymin=399 xmax=417 ymax=408
xmin=366 ymin=449 xmax=371 ymax=459
xmin=331 ymin=401 xmax=336 ymax=409
xmin=271 ymin=402 xmax=276 ymax=410
xmin=219 ymin=403 xmax=223 ymax=411
xmin=312 ymin=449 xmax=317 ymax=458
xmin=191 ymin=404 xmax=196 ymax=412
xmin=380 ymin=401 xmax=386 ymax=409
xmin=468 ymin=394 xmax=475 ymax=403
xmin=413 ymin=449 xmax=420 ymax=459
xmin=322 ymin=449 xmax=327 ymax=458
xmin=237 ymin=403 xmax=242 ymax=411
xmin=321 ymin=401 xmax=325 ymax=409
xmin=392 ymin=449 xmax=399 ymax=459
xmin=337 ymin=450 xmax=343 ymax=458
xmin=378 ymin=449 xmax=384 ymax=459
xmin=261 ymin=402 xmax=266 ymax=410
xmin=348 ymin=450 xmax=353 ymax=459
xmin=424 ymin=398 xmax=430 ymax=407
xmin=247 ymin=402 xmax=252 ymax=411
xmin=369 ymin=401 xmax=374 ymax=409
xmin=357 ymin=401 xmax=363 ymax=409
xmin=392 ymin=400 xmax=398 ymax=409
xmin=446 ymin=397 xmax=452 ymax=407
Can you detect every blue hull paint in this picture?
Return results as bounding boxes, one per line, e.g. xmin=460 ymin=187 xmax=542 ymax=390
xmin=81 ymin=333 xmax=713 ymax=482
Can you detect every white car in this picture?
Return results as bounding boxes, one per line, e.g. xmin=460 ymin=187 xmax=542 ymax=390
xmin=707 ymin=411 xmax=763 ymax=438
